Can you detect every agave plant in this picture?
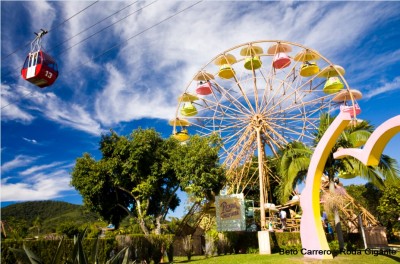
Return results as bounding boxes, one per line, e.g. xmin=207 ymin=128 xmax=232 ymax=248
xmin=10 ymin=228 xmax=130 ymax=264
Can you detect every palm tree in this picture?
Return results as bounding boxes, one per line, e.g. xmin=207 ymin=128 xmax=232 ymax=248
xmin=277 ymin=113 xmax=400 ymax=249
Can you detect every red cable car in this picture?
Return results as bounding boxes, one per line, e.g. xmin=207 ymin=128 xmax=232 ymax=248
xmin=21 ymin=50 xmax=58 ymax=88
xmin=21 ymin=29 xmax=59 ymax=88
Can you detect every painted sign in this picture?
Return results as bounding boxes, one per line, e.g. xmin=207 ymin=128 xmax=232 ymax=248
xmin=216 ymin=193 xmax=246 ymax=231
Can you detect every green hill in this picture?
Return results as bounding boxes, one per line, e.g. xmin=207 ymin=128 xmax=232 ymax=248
xmin=1 ymin=200 xmax=101 ymax=237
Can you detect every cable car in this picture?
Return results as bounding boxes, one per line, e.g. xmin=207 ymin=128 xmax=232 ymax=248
xmin=21 ymin=50 xmax=58 ymax=88
xmin=21 ymin=29 xmax=59 ymax=88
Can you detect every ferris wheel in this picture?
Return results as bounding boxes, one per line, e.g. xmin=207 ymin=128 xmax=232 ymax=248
xmin=170 ymin=40 xmax=360 ymax=228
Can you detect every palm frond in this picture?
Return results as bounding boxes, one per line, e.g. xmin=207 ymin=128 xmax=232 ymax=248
xmin=347 ymin=130 xmax=371 ymax=147
xmin=377 ymin=154 xmax=400 ymax=184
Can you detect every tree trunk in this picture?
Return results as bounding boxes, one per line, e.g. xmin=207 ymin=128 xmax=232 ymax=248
xmin=329 ymin=179 xmax=345 ymax=250
xmin=155 ymin=215 xmax=162 ymax=235
xmin=136 ymin=200 xmax=150 ymax=235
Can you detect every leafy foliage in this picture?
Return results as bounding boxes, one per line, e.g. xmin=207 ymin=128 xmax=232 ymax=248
xmin=276 ymin=141 xmax=312 ymax=203
xmin=345 ymin=183 xmax=382 ymax=217
xmin=377 ymin=181 xmax=400 ymax=237
xmin=1 ymin=201 xmax=100 ymax=238
xmin=71 ymin=128 xmax=225 ymax=234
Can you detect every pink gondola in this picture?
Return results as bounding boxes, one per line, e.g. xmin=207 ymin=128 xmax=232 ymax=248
xmin=340 ymin=103 xmax=361 ymax=117
xmin=196 ymin=81 xmax=212 ymax=95
xmin=273 ymin=52 xmax=291 ymax=69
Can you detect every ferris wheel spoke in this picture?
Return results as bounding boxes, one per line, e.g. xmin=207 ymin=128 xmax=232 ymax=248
xmin=211 ymin=81 xmax=253 ymax=115
xmin=267 ymin=121 xmax=315 ymax=142
xmin=260 ymin=59 xmax=302 ymax=111
xmin=194 ymin=100 xmax=249 ymax=121
xmin=230 ymin=75 xmax=257 ymax=114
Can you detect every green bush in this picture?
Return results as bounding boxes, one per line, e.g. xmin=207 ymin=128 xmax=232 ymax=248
xmin=216 ymin=231 xmax=301 ymax=254
xmin=115 ymin=234 xmax=174 ymax=263
xmin=269 ymin=232 xmax=301 ymax=253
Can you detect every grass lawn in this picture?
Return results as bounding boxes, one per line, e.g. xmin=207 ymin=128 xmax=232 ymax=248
xmin=172 ymin=251 xmax=400 ymax=264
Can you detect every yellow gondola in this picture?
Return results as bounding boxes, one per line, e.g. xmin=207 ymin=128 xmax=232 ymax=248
xmin=318 ymin=65 xmax=346 ymax=94
xmin=300 ymin=61 xmax=319 ymax=77
xmin=244 ymin=56 xmax=262 ymax=70
xmin=173 ymin=129 xmax=190 ymax=142
xmin=218 ymin=64 xmax=235 ymax=79
xmin=214 ymin=54 xmax=237 ymax=79
xmin=178 ymin=93 xmax=199 ymax=102
xmin=317 ymin=65 xmax=345 ymax=78
xmin=214 ymin=54 xmax=237 ymax=65
xmin=168 ymin=118 xmax=190 ymax=127
xmin=180 ymin=102 xmax=198 ymax=116
xmin=323 ymin=77 xmax=344 ymax=94
xmin=240 ymin=45 xmax=264 ymax=56
xmin=240 ymin=45 xmax=263 ymax=71
xmin=294 ymin=49 xmax=320 ymax=62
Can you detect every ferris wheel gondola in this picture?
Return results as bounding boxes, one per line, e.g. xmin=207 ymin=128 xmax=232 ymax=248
xmin=21 ymin=29 xmax=59 ymax=88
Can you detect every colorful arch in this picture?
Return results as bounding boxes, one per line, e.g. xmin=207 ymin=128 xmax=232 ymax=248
xmin=300 ymin=112 xmax=400 ymax=259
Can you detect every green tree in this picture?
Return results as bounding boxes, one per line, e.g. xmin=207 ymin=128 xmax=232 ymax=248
xmin=345 ymin=183 xmax=382 ymax=217
xmin=29 ymin=216 xmax=41 ymax=238
xmin=377 ymin=181 xmax=400 ymax=240
xmin=277 ymin=113 xmax=399 ymax=249
xmin=71 ymin=128 xmax=225 ymax=235
xmin=276 ymin=141 xmax=312 ymax=204
xmin=57 ymin=221 xmax=81 ymax=238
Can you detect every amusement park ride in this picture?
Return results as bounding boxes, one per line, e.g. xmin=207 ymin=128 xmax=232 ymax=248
xmin=21 ymin=29 xmax=59 ymax=88
xmin=168 ymin=40 xmax=399 ymax=258
xmin=170 ymin=40 xmax=361 ymax=224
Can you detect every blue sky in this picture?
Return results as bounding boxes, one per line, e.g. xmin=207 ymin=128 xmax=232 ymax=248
xmin=1 ymin=1 xmax=400 ymax=218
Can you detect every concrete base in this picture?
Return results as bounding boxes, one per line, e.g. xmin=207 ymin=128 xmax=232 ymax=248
xmin=258 ymin=231 xmax=271 ymax=254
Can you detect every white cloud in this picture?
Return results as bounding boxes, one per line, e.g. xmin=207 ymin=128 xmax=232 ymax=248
xmin=22 ymin=137 xmax=38 ymax=144
xmin=1 ymin=169 xmax=73 ymax=202
xmin=363 ymin=77 xmax=400 ymax=100
xmin=94 ymin=64 xmax=177 ymax=125
xmin=40 ymin=99 xmax=105 ymax=135
xmin=1 ymin=155 xmax=38 ymax=173
xmin=26 ymin=1 xmax=56 ymax=32
xmin=1 ymin=84 xmax=35 ymax=123
xmin=1 ymin=84 xmax=104 ymax=135
xmin=19 ymin=161 xmax=64 ymax=176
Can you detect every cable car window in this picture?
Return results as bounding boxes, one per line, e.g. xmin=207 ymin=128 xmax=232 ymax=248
xmin=37 ymin=54 xmax=42 ymax=64
xmin=45 ymin=61 xmax=57 ymax=71
xmin=23 ymin=57 xmax=29 ymax=69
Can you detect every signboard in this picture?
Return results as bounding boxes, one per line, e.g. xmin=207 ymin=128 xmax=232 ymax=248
xmin=215 ymin=193 xmax=246 ymax=231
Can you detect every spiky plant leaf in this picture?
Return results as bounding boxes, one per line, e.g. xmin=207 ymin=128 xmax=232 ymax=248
xmin=50 ymin=236 xmax=65 ymax=264
xmin=106 ymin=247 xmax=129 ymax=264
xmin=23 ymin=244 xmax=44 ymax=264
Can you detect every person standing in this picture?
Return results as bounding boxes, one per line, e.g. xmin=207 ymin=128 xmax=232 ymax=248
xmin=279 ymin=209 xmax=287 ymax=230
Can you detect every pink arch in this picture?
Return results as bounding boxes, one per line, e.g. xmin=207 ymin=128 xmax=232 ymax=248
xmin=334 ymin=115 xmax=400 ymax=165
